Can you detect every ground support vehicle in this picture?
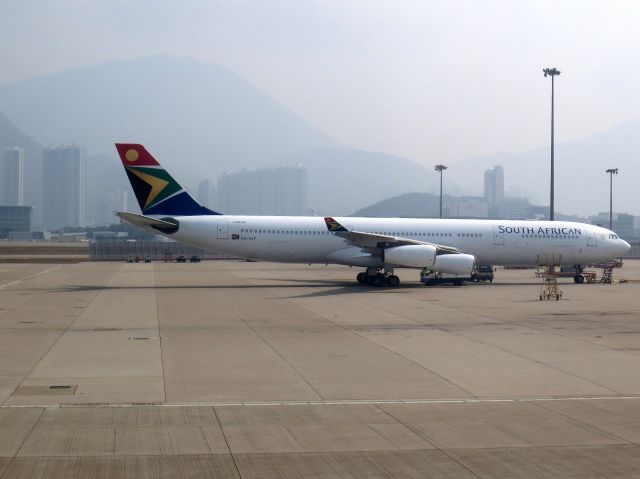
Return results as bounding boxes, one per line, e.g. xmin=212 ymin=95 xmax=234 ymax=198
xmin=420 ymin=270 xmax=471 ymax=286
xmin=471 ymin=264 xmax=494 ymax=282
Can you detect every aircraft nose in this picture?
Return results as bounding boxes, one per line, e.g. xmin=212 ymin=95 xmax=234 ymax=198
xmin=622 ymin=240 xmax=631 ymax=255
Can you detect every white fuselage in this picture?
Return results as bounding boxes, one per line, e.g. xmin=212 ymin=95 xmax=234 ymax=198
xmin=160 ymin=216 xmax=629 ymax=268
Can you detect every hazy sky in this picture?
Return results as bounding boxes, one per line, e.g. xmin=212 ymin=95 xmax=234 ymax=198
xmin=2 ymin=0 xmax=640 ymax=167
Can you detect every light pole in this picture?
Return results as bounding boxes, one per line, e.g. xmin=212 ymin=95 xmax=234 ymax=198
xmin=434 ymin=164 xmax=447 ymax=218
xmin=606 ymin=168 xmax=619 ymax=230
xmin=543 ymin=67 xmax=561 ymax=221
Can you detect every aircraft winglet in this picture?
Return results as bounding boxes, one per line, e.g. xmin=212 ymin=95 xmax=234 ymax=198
xmin=324 ymin=217 xmax=348 ymax=232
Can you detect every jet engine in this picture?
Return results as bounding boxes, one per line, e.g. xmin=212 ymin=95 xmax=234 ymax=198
xmin=384 ymin=245 xmax=437 ymax=268
xmin=433 ymin=253 xmax=475 ymax=275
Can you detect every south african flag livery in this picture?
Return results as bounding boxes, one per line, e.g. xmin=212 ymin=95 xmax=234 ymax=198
xmin=324 ymin=217 xmax=348 ymax=232
xmin=115 ymin=144 xmax=219 ymax=216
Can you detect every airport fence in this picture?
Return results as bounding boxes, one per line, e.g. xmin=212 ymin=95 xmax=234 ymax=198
xmin=89 ymin=239 xmax=234 ymax=262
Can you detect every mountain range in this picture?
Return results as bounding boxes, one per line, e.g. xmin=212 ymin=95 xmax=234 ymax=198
xmin=1 ymin=55 xmax=637 ymax=223
xmin=281 ymin=148 xmax=433 ymax=215
xmin=0 ymin=55 xmax=435 ymax=218
xmin=447 ymin=121 xmax=640 ymax=216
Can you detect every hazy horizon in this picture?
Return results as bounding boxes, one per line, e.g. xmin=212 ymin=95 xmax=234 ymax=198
xmin=3 ymin=1 xmax=640 ymax=165
xmin=2 ymin=1 xmax=639 ymax=223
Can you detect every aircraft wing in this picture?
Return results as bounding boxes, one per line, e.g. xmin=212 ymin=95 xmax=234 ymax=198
xmin=323 ymin=217 xmax=459 ymax=254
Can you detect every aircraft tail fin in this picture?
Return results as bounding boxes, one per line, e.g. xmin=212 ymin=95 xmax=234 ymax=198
xmin=115 ymin=143 xmax=220 ymax=216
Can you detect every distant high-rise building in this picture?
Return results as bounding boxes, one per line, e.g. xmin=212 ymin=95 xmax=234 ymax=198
xmin=42 ymin=145 xmax=86 ymax=229
xmin=197 ymin=179 xmax=216 ymax=209
xmin=217 ymin=166 xmax=308 ymax=215
xmin=0 ymin=206 xmax=32 ymax=237
xmin=484 ymin=166 xmax=504 ymax=218
xmin=2 ymin=147 xmax=24 ymax=206
xmin=484 ymin=166 xmax=504 ymax=206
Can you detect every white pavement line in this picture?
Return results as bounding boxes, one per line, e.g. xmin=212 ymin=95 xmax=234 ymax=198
xmin=3 ymin=395 xmax=640 ymax=409
xmin=0 ymin=265 xmax=61 ymax=290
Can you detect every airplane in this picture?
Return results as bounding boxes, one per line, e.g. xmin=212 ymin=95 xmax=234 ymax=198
xmin=114 ymin=143 xmax=631 ymax=287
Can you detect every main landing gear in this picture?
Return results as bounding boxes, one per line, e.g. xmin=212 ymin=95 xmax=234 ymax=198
xmin=356 ymin=268 xmax=400 ymax=287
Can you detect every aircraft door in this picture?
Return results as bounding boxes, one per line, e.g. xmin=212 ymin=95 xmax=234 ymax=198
xmin=492 ymin=226 xmax=504 ymax=245
xmin=586 ymin=229 xmax=597 ymax=247
xmin=216 ymin=220 xmax=229 ymax=240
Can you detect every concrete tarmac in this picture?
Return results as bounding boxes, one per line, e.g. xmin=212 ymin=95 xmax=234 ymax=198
xmin=1 ymin=260 xmax=640 ymax=477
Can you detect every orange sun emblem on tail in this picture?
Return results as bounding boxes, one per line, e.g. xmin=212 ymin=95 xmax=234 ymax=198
xmin=125 ymin=149 xmax=139 ymax=162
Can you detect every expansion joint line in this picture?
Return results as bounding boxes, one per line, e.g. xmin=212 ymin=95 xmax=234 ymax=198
xmin=153 ymin=266 xmax=168 ymax=403
xmin=213 ymin=288 xmax=326 ymax=401
xmin=285 ymin=288 xmax=477 ymax=399
xmin=0 ymin=408 xmax=45 ymax=479
xmin=376 ymin=404 xmax=482 ymax=479
xmin=212 ymin=406 xmax=243 ymax=478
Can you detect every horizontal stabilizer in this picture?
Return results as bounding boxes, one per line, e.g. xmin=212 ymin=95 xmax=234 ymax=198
xmin=115 ymin=212 xmax=179 ymax=233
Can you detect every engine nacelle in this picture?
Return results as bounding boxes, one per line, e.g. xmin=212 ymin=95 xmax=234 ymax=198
xmin=433 ymin=253 xmax=475 ymax=275
xmin=384 ymin=245 xmax=437 ymax=268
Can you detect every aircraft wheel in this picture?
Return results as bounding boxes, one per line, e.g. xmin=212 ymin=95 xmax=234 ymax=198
xmin=574 ymin=274 xmax=585 ymax=284
xmin=356 ymin=272 xmax=366 ymax=284
xmin=386 ymin=275 xmax=400 ymax=287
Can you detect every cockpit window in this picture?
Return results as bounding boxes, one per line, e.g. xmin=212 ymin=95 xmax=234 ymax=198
xmin=609 ymin=234 xmax=618 ymax=239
